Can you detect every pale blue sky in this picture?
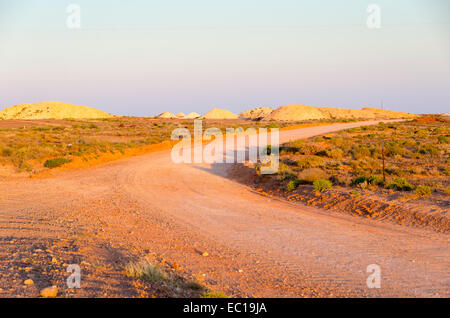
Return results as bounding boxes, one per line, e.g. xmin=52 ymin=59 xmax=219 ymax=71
xmin=0 ymin=0 xmax=449 ymax=115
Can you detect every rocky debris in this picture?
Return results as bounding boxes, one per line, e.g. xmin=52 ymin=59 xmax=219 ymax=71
xmin=239 ymin=107 xmax=274 ymax=120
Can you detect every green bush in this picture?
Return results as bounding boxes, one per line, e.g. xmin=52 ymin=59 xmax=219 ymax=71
xmin=1 ymin=148 xmax=12 ymax=157
xmin=277 ymin=163 xmax=295 ymax=181
xmin=352 ymin=145 xmax=371 ymax=159
xmin=386 ymin=178 xmax=413 ymax=191
xmin=351 ymin=176 xmax=367 ymax=186
xmin=201 ymin=292 xmax=228 ymax=298
xmin=385 ymin=142 xmax=406 ymax=157
xmin=415 ymin=185 xmax=432 ymax=197
xmin=417 ymin=144 xmax=440 ymax=157
xmin=43 ymin=157 xmax=72 ymax=168
xmin=351 ymin=175 xmax=383 ymax=187
xmin=437 ymin=135 xmax=449 ymax=144
xmin=313 ymin=179 xmax=332 ymax=192
xmin=287 ymin=179 xmax=301 ymax=191
xmin=326 ymin=147 xmax=344 ymax=159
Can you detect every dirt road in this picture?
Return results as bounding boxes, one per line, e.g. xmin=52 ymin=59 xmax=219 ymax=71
xmin=0 ymin=121 xmax=448 ymax=297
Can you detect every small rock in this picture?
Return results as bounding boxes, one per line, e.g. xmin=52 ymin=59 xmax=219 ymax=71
xmin=40 ymin=286 xmax=58 ymax=298
xmin=202 ymin=252 xmax=209 ymax=257
xmin=171 ymin=263 xmax=181 ymax=270
xmin=24 ymin=279 xmax=34 ymax=285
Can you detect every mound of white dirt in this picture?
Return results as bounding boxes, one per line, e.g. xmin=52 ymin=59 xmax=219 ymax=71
xmin=262 ymin=104 xmax=416 ymax=121
xmin=202 ymin=108 xmax=238 ymax=119
xmin=239 ymin=107 xmax=274 ymax=120
xmin=0 ymin=101 xmax=113 ymax=120
xmin=264 ymin=105 xmax=327 ymax=121
xmin=185 ymin=112 xmax=201 ymax=119
xmin=157 ymin=112 xmax=177 ymax=119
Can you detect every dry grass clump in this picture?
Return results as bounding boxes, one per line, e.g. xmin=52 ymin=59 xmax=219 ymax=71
xmin=200 ymin=291 xmax=228 ymax=298
xmin=125 ymin=259 xmax=166 ymax=282
xmin=297 ymin=168 xmax=327 ymax=183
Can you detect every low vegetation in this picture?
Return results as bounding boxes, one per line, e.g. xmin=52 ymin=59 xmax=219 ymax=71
xmin=0 ymin=117 xmax=294 ymax=174
xmin=125 ymin=259 xmax=166 ymax=282
xmin=268 ymin=116 xmax=449 ymax=200
xmin=200 ymin=291 xmax=228 ymax=298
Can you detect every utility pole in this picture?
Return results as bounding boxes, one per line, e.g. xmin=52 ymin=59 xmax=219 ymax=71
xmin=380 ymin=99 xmax=386 ymax=183
xmin=381 ymin=138 xmax=386 ymax=183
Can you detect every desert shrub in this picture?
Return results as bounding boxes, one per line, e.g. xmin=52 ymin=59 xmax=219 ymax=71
xmin=313 ymin=179 xmax=332 ymax=192
xmin=326 ymin=147 xmax=344 ymax=159
xmin=417 ymin=144 xmax=440 ymax=157
xmin=201 ymin=292 xmax=228 ymax=298
xmin=352 ymin=145 xmax=371 ymax=159
xmin=297 ymin=168 xmax=327 ymax=183
xmin=351 ymin=176 xmax=368 ymax=186
xmin=368 ymin=176 xmax=384 ymax=186
xmin=185 ymin=281 xmax=204 ymax=291
xmin=385 ymin=142 xmax=406 ymax=157
xmin=43 ymin=157 xmax=72 ymax=168
xmin=296 ymin=156 xmax=324 ymax=169
xmin=1 ymin=148 xmax=12 ymax=157
xmin=415 ymin=185 xmax=432 ymax=197
xmin=286 ymin=179 xmax=301 ymax=191
xmin=445 ymin=186 xmax=450 ymax=196
xmin=444 ymin=166 xmax=450 ymax=176
xmin=283 ymin=140 xmax=325 ymax=156
xmin=437 ymin=135 xmax=449 ymax=144
xmin=125 ymin=260 xmax=165 ymax=282
xmin=277 ymin=163 xmax=295 ymax=181
xmin=350 ymin=190 xmax=360 ymax=197
xmin=265 ymin=123 xmax=279 ymax=129
xmin=386 ymin=178 xmax=413 ymax=191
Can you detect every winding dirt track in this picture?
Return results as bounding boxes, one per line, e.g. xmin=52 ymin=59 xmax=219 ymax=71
xmin=0 ymin=121 xmax=449 ymax=297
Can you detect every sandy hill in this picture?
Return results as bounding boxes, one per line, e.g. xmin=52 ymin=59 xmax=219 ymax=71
xmin=175 ymin=112 xmax=185 ymax=118
xmin=263 ymin=104 xmax=416 ymax=121
xmin=202 ymin=108 xmax=238 ymax=119
xmin=319 ymin=107 xmax=376 ymax=120
xmin=0 ymin=101 xmax=112 ymax=120
xmin=239 ymin=107 xmax=274 ymax=120
xmin=360 ymin=107 xmax=416 ymax=119
xmin=185 ymin=112 xmax=200 ymax=119
xmin=157 ymin=112 xmax=177 ymax=119
xmin=264 ymin=105 xmax=327 ymax=121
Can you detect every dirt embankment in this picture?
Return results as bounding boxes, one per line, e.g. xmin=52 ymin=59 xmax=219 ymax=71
xmin=227 ymin=164 xmax=450 ymax=234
